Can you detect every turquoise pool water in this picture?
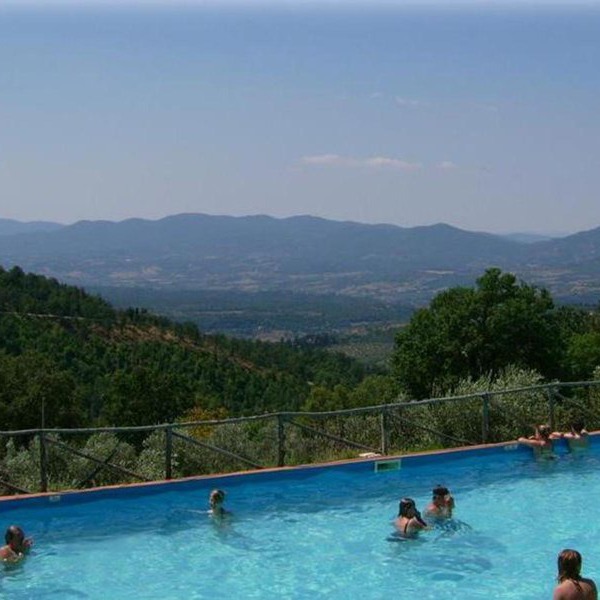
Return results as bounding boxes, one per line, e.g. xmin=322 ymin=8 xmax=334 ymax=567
xmin=1 ymin=442 xmax=598 ymax=599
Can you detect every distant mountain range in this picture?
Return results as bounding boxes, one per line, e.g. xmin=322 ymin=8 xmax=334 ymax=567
xmin=0 ymin=213 xmax=598 ymax=304
xmin=0 ymin=218 xmax=63 ymax=237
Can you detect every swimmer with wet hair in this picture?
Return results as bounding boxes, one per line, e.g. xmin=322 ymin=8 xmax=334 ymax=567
xmin=424 ymin=485 xmax=455 ymax=519
xmin=553 ymin=549 xmax=597 ymax=600
xmin=394 ymin=497 xmax=428 ymax=538
xmin=0 ymin=525 xmax=33 ymax=563
xmin=208 ymin=489 xmax=230 ymax=519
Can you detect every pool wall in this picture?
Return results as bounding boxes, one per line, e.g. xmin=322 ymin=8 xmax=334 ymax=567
xmin=0 ymin=434 xmax=595 ymax=510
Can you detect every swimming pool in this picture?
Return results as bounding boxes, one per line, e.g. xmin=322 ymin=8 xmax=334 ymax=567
xmin=1 ymin=439 xmax=598 ymax=599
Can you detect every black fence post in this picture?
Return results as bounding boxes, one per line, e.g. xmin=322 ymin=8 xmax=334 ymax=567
xmin=39 ymin=431 xmax=48 ymax=493
xmin=277 ymin=414 xmax=286 ymax=467
xmin=380 ymin=407 xmax=389 ymax=455
xmin=481 ymin=394 xmax=490 ymax=444
xmin=165 ymin=426 xmax=173 ymax=480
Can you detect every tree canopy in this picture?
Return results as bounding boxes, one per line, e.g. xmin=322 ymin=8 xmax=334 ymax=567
xmin=392 ymin=268 xmax=568 ymax=398
xmin=0 ymin=266 xmax=371 ymax=429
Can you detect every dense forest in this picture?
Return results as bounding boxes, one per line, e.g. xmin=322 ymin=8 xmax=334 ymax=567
xmin=0 ymin=266 xmax=371 ymax=431
xmin=1 ymin=266 xmax=600 ymax=435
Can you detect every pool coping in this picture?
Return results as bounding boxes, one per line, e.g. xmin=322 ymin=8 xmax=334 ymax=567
xmin=0 ymin=434 xmax=596 ymax=509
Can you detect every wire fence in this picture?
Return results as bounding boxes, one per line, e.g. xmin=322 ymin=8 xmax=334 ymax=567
xmin=1 ymin=380 xmax=600 ymax=495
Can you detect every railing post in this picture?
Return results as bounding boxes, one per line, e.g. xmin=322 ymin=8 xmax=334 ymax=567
xmin=39 ymin=431 xmax=48 ymax=493
xmin=165 ymin=426 xmax=173 ymax=480
xmin=380 ymin=407 xmax=389 ymax=455
xmin=277 ymin=414 xmax=286 ymax=467
xmin=547 ymin=387 xmax=556 ymax=431
xmin=481 ymin=394 xmax=490 ymax=444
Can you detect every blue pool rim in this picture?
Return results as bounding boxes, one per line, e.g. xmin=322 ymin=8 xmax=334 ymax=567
xmin=0 ymin=434 xmax=596 ymax=510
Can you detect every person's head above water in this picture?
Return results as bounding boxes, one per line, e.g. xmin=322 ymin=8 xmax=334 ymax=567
xmin=398 ymin=497 xmax=427 ymax=527
xmin=432 ymin=485 xmax=450 ymax=499
xmin=209 ymin=489 xmax=226 ymax=509
xmin=5 ymin=526 xmax=25 ymax=550
xmin=537 ymin=424 xmax=551 ymax=440
xmin=557 ymin=549 xmax=582 ymax=582
xmin=398 ymin=497 xmax=416 ymax=517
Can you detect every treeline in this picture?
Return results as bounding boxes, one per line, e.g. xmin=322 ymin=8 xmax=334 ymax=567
xmin=0 ymin=266 xmax=370 ymax=430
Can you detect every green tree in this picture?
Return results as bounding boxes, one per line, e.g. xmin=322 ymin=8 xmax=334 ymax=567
xmin=566 ymin=331 xmax=600 ymax=380
xmin=392 ymin=268 xmax=564 ymax=398
xmin=0 ymin=351 xmax=83 ymax=430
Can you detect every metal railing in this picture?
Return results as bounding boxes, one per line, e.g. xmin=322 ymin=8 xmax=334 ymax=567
xmin=1 ymin=380 xmax=600 ymax=495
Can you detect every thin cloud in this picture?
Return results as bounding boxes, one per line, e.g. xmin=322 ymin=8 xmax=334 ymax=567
xmin=300 ymin=154 xmax=422 ymax=171
xmin=438 ymin=161 xmax=459 ymax=170
xmin=395 ymin=97 xmax=425 ymax=108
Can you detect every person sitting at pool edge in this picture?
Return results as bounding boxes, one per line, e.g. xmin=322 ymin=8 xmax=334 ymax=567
xmin=395 ymin=497 xmax=428 ymax=538
xmin=518 ymin=424 xmax=560 ymax=454
xmin=208 ymin=489 xmax=230 ymax=519
xmin=553 ymin=549 xmax=597 ymax=600
xmin=563 ymin=419 xmax=590 ymax=451
xmin=424 ymin=485 xmax=455 ymax=519
xmin=0 ymin=525 xmax=33 ymax=563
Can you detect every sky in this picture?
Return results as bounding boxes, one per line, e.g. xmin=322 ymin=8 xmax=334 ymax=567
xmin=1 ymin=1 xmax=599 ymax=234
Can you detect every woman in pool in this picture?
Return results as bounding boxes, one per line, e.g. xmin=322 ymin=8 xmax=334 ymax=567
xmin=394 ymin=498 xmax=428 ymax=538
xmin=553 ymin=549 xmax=597 ymax=600
xmin=518 ymin=424 xmax=560 ymax=456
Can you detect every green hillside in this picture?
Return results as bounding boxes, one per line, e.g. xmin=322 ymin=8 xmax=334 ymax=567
xmin=0 ymin=266 xmax=369 ymax=430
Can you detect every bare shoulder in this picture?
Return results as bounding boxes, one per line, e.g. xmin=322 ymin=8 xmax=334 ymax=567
xmin=554 ymin=579 xmax=598 ymax=600
xmin=582 ymin=577 xmax=598 ymax=599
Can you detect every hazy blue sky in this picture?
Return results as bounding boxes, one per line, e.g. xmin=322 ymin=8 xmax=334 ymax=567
xmin=1 ymin=1 xmax=599 ymax=233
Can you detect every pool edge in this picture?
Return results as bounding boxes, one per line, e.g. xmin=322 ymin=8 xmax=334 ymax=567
xmin=1 ymin=434 xmax=596 ymax=509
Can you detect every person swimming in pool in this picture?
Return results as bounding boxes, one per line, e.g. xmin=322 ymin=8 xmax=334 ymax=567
xmin=208 ymin=489 xmax=230 ymax=519
xmin=518 ymin=424 xmax=560 ymax=456
xmin=424 ymin=485 xmax=455 ymax=519
xmin=0 ymin=525 xmax=33 ymax=563
xmin=553 ymin=549 xmax=597 ymax=600
xmin=394 ymin=498 xmax=428 ymax=538
xmin=563 ymin=419 xmax=590 ymax=451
